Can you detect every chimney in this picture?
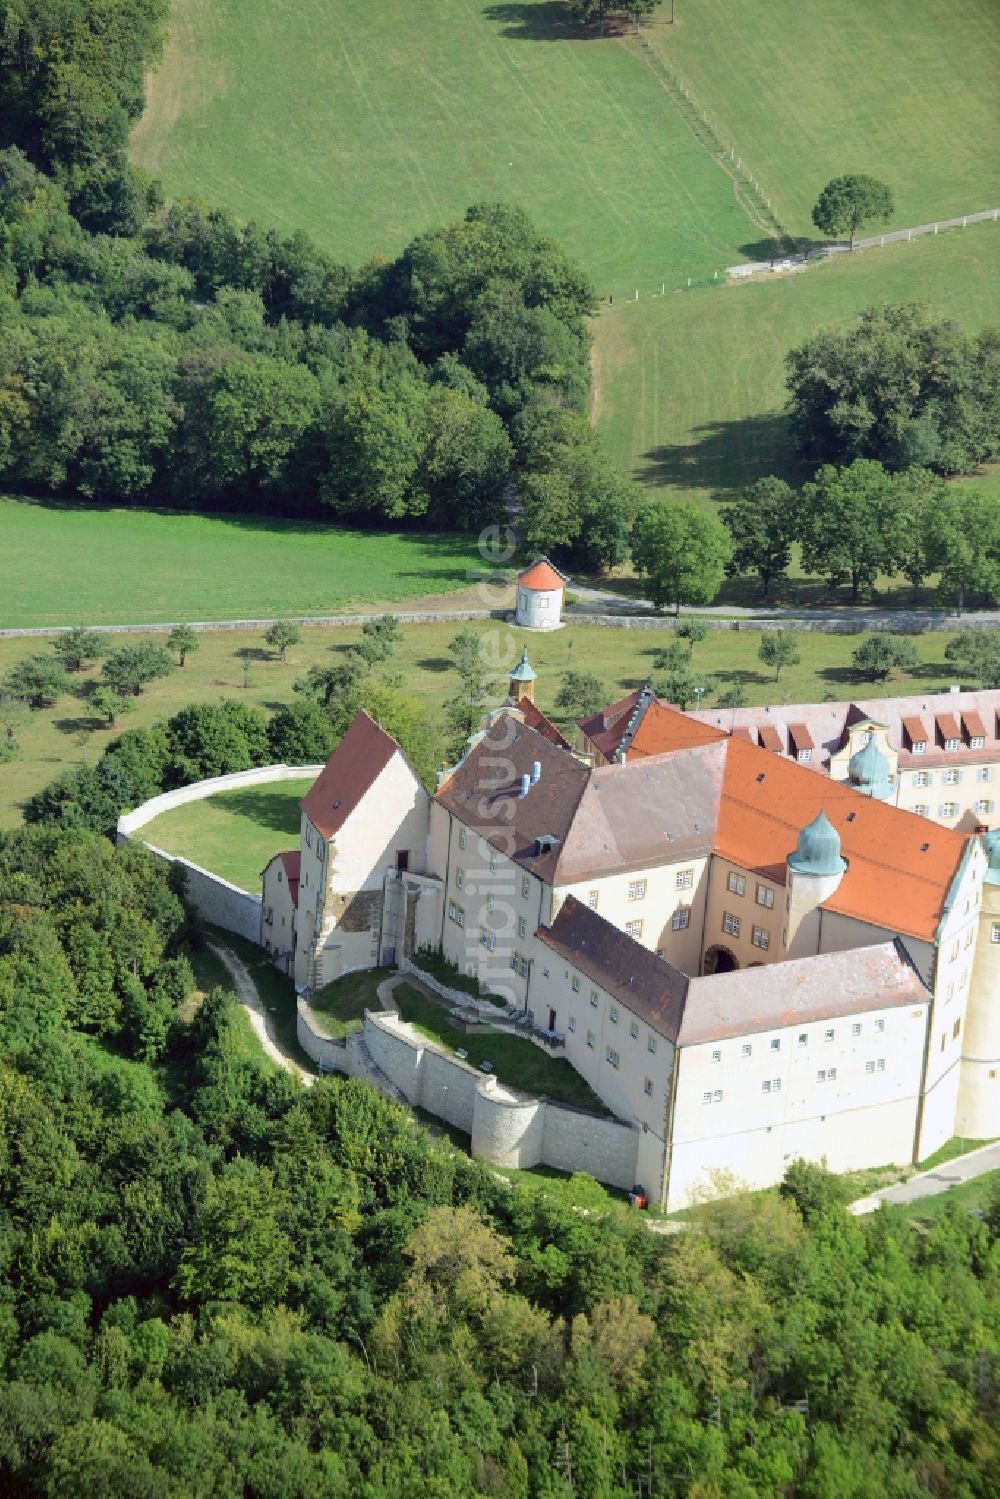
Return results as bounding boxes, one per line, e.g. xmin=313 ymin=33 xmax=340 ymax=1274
xmin=531 ymin=759 xmax=542 ymax=785
xmin=519 ymin=773 xmax=531 ymax=798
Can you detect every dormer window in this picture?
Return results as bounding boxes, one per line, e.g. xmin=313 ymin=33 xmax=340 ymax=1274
xmin=944 ymin=737 xmax=960 ymax=752
xmin=970 ymin=735 xmax=986 ymax=750
xmin=797 ymin=748 xmax=812 ymax=763
xmin=911 ymin=740 xmax=926 ymax=755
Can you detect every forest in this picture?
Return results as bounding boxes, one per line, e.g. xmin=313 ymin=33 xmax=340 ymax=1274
xmin=0 ymin=823 xmax=998 ymax=1497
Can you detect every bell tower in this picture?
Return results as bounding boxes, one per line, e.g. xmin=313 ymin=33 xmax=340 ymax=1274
xmin=508 ymin=647 xmax=536 ymax=705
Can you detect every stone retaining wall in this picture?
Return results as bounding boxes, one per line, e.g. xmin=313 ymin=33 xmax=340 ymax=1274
xmin=117 ymin=763 xmax=324 ymax=941
xmin=363 ymin=1010 xmax=639 ymax=1188
xmin=566 ymin=613 xmax=978 ymax=635
xmin=401 ymin=956 xmax=509 ymax=1018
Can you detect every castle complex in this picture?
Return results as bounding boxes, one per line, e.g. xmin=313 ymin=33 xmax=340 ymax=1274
xmin=262 ymin=661 xmax=1000 ymax=1209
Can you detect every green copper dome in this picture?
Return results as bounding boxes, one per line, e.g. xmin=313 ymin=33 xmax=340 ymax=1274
xmin=510 ymin=647 xmax=536 ymax=683
xmin=984 ymin=828 xmax=1000 ymax=887
xmin=848 ymin=737 xmax=894 ymax=801
xmin=788 ymin=811 xmax=847 ymax=877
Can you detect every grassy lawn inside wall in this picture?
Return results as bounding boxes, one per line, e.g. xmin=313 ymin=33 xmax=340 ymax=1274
xmin=393 ymin=981 xmax=611 ymax=1115
xmin=139 ymin=779 xmax=314 ymax=891
xmin=309 ymin=969 xmax=394 ymax=1039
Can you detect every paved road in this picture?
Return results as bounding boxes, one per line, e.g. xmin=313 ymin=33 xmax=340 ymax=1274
xmin=849 ymin=207 xmax=999 ymax=253
xmin=849 ymin=1140 xmax=1000 ymax=1215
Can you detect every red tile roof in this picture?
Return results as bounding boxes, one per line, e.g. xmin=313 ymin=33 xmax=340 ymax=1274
xmin=716 ymin=738 xmax=966 ymax=940
xmin=628 ymin=701 xmax=727 ymax=758
xmin=279 ymin=850 xmax=301 ymax=906
xmin=578 ymin=689 xmax=644 ymax=761
xmin=935 ymin=712 xmax=961 ymax=742
xmin=788 ymin=723 xmax=814 ymax=753
xmin=301 ymin=711 xmax=401 ymax=837
xmin=758 ymin=724 xmax=784 ymax=754
xmin=518 ymin=560 xmax=567 ymax=591
xmin=963 ymin=710 xmax=987 ymax=739
xmin=516 ymin=697 xmax=573 ymax=751
xmin=902 ymin=715 xmax=928 ymax=748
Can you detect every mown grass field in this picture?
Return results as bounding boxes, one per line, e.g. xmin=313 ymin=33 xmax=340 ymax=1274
xmin=591 ymin=224 xmax=1000 ymax=510
xmin=130 ymin=0 xmax=751 ymax=301
xmin=0 ymin=499 xmax=492 ymax=627
xmin=140 ymin=778 xmax=315 ymax=890
xmin=0 ymin=616 xmax=975 ymax=827
xmin=649 ymin=0 xmax=999 ymax=241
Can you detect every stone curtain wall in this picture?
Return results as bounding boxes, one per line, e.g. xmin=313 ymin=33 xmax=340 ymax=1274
xmin=362 ymin=1010 xmax=640 ymax=1188
xmin=117 ymin=763 xmax=324 ymax=942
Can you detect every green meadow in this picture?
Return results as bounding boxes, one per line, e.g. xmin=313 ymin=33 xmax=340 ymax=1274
xmin=591 ymin=223 xmax=1000 ymax=510
xmin=140 ymin=779 xmax=315 ymax=891
xmin=0 ymin=500 xmax=489 ymax=627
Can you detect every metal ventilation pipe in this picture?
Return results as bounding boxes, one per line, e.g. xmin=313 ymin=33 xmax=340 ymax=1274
xmin=531 ymin=759 xmax=542 ymax=785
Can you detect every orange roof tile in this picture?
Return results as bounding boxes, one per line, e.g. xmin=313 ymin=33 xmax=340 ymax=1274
xmin=518 ymin=559 xmax=567 ymax=591
xmin=301 ymin=711 xmax=401 ymax=837
xmin=963 ymin=710 xmax=987 ymax=739
xmin=716 ymin=739 xmax=966 ymax=941
xmin=902 ymin=715 xmax=928 ymax=748
xmin=628 ymin=701 xmax=727 ymax=759
xmin=758 ymin=724 xmax=784 ymax=754
xmin=517 ymin=697 xmax=573 ymax=751
xmin=935 ymin=712 xmax=961 ymax=742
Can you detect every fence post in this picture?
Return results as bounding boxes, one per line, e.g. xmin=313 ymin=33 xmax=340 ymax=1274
xmin=635 ymin=289 xmax=639 ymax=300
xmin=907 ymin=230 xmax=912 ymax=241
xmin=963 ymin=216 xmax=967 ymax=228
xmin=934 ymin=223 xmax=938 ymax=234
xmin=881 ymin=236 xmax=885 ymax=247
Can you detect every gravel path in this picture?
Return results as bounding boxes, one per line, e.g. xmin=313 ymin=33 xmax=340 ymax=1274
xmin=209 ymin=941 xmax=314 ymax=1086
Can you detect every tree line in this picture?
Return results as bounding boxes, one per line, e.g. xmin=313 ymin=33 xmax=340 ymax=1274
xmin=0 ymin=820 xmax=998 ymax=1495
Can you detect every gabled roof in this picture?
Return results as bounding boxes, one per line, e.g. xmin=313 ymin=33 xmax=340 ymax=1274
xmin=678 ymin=940 xmax=929 ymax=1044
xmin=262 ymin=849 xmax=300 ymax=906
xmin=434 ymin=717 xmax=590 ymax=882
xmin=577 ymin=689 xmax=644 ymax=760
xmin=518 ymin=559 xmax=568 ymax=591
xmin=301 ymin=711 xmax=403 ymax=838
xmin=515 ymin=697 xmax=573 ymax=751
xmin=538 ymin=896 xmax=689 ymax=1042
xmin=628 ymin=700 xmax=727 ymax=759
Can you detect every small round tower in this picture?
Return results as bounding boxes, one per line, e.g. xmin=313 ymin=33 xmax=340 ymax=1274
xmin=956 ymin=830 xmax=1000 ymax=1139
xmin=785 ymin=810 xmax=848 ymax=960
xmin=515 ymin=558 xmax=567 ymax=631
xmin=847 ymin=738 xmax=895 ymax=802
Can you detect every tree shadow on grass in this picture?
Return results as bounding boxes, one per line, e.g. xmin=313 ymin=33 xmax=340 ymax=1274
xmin=736 ymin=235 xmax=832 ymax=262
xmin=209 ymin=788 xmax=304 ymax=836
xmin=234 ymin=646 xmax=271 ymax=663
xmin=635 ymin=414 xmax=802 ymax=497
xmin=416 ymin=657 xmax=453 ymax=673
xmin=483 ymin=3 xmax=599 ymax=42
xmin=52 ymin=715 xmax=102 ymax=735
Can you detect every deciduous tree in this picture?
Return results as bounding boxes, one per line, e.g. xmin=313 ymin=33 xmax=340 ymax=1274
xmin=812 ymin=175 xmax=893 ymax=249
xmin=721 ymin=477 xmax=798 ymax=598
xmin=631 ymin=503 xmax=732 ymax=614
xmin=851 ymin=633 xmax=919 ymax=682
xmin=166 ymin=625 xmax=199 ymax=667
xmin=264 ymin=620 xmax=302 ymax=661
xmin=758 ymin=632 xmax=800 ymax=680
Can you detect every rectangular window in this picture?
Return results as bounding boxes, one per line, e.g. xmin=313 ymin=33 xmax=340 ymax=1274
xmin=992 ymin=922 xmax=1000 ymax=944
xmin=644 ymin=1077 xmax=654 ymax=1097
xmin=305 ymin=823 xmax=314 ymax=848
xmin=874 ymin=1018 xmax=885 ymax=1033
xmin=487 ymin=893 xmax=495 ymax=912
xmin=770 ymin=1038 xmax=781 ymax=1052
xmin=702 ymin=1091 xmax=713 ymax=1105
xmin=672 ymin=907 xmax=690 ymax=931
xmin=797 ymin=748 xmax=812 ymax=763
xmin=571 ymin=976 xmax=580 ymax=992
xmin=628 ymin=879 xmax=647 ymax=901
xmin=752 ymin=926 xmax=770 ymax=951
xmin=587 ymin=1030 xmax=595 ymax=1049
xmin=713 ymin=1089 xmax=723 ymax=1103
xmin=727 ymin=871 xmax=746 ymax=896
xmin=587 ymin=889 xmax=599 ymax=910
xmin=448 ymin=901 xmax=458 ymax=922
xmin=756 ymin=884 xmax=774 ymax=908
xmin=741 ymin=1043 xmax=752 ymax=1058
xmin=711 ymin=1048 xmax=722 ymax=1062
xmin=761 ymin=1080 xmax=771 ymax=1093
xmin=521 ymin=876 xmax=530 ymax=899
xmin=610 ymin=1006 xmax=619 ymax=1024
xmin=773 ymin=1078 xmax=782 ymax=1092
xmin=877 ymin=1058 xmax=885 ymax=1071
xmin=914 ymin=804 xmax=929 ymax=817
xmin=797 ymin=1032 xmax=808 ymax=1047
xmin=479 ymin=926 xmax=488 ymax=947
xmin=976 ymin=799 xmax=994 ymax=816
xmin=824 ymin=1027 xmax=835 ymax=1042
xmin=457 ymin=868 xmax=467 ymax=891
xmin=606 ymin=1047 xmax=619 ymax=1068
xmin=630 ymin=1020 xmax=639 ymax=1039
xmin=977 ymin=767 xmax=993 ymax=783
xmin=568 ymin=1015 xmax=576 ymax=1032
xmin=865 ymin=1060 xmax=875 ymax=1074
xmin=648 ymin=1035 xmax=657 ymax=1054
xmin=851 ymin=1022 xmax=861 ymax=1037
xmin=943 ymin=768 xmax=960 ymax=785
xmin=458 ymin=828 xmax=467 ymax=850
xmin=817 ymin=1070 xmax=827 ymax=1083
xmin=517 ymin=917 xmax=527 ymax=939
xmin=676 ymin=868 xmax=694 ymax=890
xmin=911 ymin=740 xmax=926 ymax=755
xmin=953 ymin=1017 xmax=961 ymax=1039
xmin=454 ymin=906 xmax=465 ymax=928
xmin=625 ymin=919 xmax=643 ymax=939
xmin=723 ymin=912 xmax=741 ymax=938
xmin=590 ymin=989 xmax=599 ymax=1008
xmin=912 ymin=770 xmax=930 ymax=788
xmin=828 ymin=1067 xmax=837 ymax=1081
